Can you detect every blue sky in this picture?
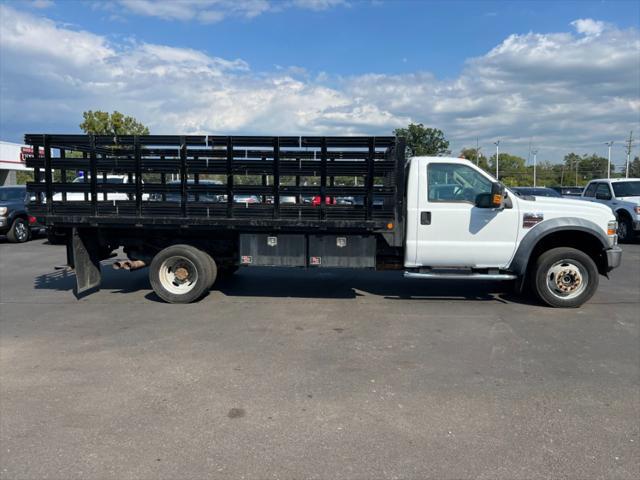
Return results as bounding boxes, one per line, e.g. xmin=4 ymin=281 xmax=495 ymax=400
xmin=0 ymin=0 xmax=638 ymax=164
xmin=37 ymin=0 xmax=640 ymax=77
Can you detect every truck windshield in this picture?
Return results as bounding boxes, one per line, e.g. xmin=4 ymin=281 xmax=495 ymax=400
xmin=612 ymin=181 xmax=640 ymax=197
xmin=0 ymin=188 xmax=25 ymax=202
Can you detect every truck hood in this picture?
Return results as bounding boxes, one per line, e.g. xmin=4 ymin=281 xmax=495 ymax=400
xmin=514 ymin=195 xmax=615 ymax=227
xmin=0 ymin=201 xmax=21 ymax=209
xmin=615 ymin=195 xmax=640 ymax=205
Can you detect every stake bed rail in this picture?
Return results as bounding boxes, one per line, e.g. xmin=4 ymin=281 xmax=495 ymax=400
xmin=25 ymin=135 xmax=407 ymax=244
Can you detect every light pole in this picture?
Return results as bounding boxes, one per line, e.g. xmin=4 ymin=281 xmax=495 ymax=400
xmin=605 ymin=141 xmax=613 ymax=179
xmin=494 ymin=140 xmax=500 ymax=179
xmin=531 ymin=149 xmax=538 ymax=188
xmin=625 ymin=131 xmax=633 ymax=178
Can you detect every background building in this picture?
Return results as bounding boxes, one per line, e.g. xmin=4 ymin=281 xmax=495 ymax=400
xmin=0 ymin=141 xmax=32 ymax=185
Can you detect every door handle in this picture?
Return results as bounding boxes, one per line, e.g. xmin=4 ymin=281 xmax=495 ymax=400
xmin=421 ymin=211 xmax=431 ymax=225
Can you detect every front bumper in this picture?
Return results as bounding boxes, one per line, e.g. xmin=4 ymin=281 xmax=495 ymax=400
xmin=606 ymin=246 xmax=623 ymax=271
xmin=633 ymin=220 xmax=640 ymax=232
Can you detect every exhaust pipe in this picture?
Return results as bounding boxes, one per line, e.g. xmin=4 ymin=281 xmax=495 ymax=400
xmin=112 ymin=259 xmax=147 ymax=271
xmin=124 ymin=260 xmax=146 ymax=271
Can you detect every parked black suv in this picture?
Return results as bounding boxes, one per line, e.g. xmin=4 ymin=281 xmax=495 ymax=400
xmin=0 ymin=185 xmax=42 ymax=243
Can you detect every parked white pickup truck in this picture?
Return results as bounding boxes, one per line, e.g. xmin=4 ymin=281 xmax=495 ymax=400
xmin=581 ymin=178 xmax=640 ymax=242
xmin=52 ymin=175 xmax=150 ymax=202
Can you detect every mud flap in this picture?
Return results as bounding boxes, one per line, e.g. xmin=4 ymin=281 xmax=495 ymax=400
xmin=71 ymin=228 xmax=102 ymax=298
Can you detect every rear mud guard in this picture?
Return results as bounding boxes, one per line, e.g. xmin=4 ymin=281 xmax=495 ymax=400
xmin=71 ymin=228 xmax=102 ymax=298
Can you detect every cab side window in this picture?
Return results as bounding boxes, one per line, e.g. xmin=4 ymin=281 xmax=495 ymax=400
xmin=595 ymin=183 xmax=612 ymax=199
xmin=427 ymin=163 xmax=492 ymax=203
xmin=583 ymin=183 xmax=597 ymax=197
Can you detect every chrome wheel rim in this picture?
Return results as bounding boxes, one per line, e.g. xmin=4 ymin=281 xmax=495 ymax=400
xmin=546 ymin=260 xmax=588 ymax=300
xmin=159 ymin=256 xmax=198 ymax=295
xmin=15 ymin=221 xmax=28 ymax=241
xmin=618 ymin=221 xmax=628 ymax=240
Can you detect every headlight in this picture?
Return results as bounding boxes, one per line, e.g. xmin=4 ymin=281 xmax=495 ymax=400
xmin=635 ymin=206 xmax=640 ymax=215
xmin=0 ymin=207 xmax=7 ymax=216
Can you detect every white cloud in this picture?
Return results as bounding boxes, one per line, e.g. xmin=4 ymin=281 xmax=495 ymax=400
xmin=571 ymin=18 xmax=607 ymax=36
xmin=291 ymin=0 xmax=348 ymax=11
xmin=0 ymin=6 xmax=638 ymax=163
xmin=111 ymin=0 xmax=345 ymax=23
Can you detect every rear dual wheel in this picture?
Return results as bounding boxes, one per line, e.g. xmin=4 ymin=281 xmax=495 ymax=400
xmin=149 ymin=244 xmax=217 ymax=304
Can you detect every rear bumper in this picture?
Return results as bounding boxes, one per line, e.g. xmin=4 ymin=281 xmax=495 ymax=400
xmin=606 ymin=246 xmax=622 ymax=271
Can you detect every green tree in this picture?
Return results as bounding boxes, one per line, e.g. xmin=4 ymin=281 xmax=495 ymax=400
xmin=80 ymin=110 xmax=149 ymax=136
xmin=16 ymin=171 xmax=33 ymax=185
xmin=459 ymin=147 xmax=491 ymax=171
xmin=563 ymin=153 xmax=611 ymax=184
xmin=487 ymin=152 xmax=529 ymax=186
xmin=394 ymin=123 xmax=450 ymax=156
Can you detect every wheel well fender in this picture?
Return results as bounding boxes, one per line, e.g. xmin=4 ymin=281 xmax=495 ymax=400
xmin=615 ymin=208 xmax=631 ymax=221
xmin=509 ymin=218 xmax=610 ymax=276
xmin=8 ymin=212 xmax=28 ymax=224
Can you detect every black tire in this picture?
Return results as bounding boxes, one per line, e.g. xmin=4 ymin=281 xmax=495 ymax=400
xmin=7 ymin=218 xmax=30 ymax=243
xmin=200 ymin=250 xmax=218 ymax=289
xmin=617 ymin=214 xmax=633 ymax=243
xmin=149 ymin=244 xmax=214 ymax=304
xmin=532 ymin=247 xmax=599 ymax=308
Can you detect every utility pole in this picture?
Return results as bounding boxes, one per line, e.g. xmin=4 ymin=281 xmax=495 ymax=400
xmin=531 ymin=149 xmax=538 ymax=188
xmin=624 ymin=131 xmax=633 ymax=178
xmin=475 ymin=137 xmax=480 ymax=165
xmin=605 ymin=141 xmax=614 ymax=179
xmin=494 ymin=140 xmax=500 ymax=179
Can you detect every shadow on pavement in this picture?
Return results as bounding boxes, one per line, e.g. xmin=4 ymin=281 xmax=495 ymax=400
xmin=35 ymin=262 xmax=533 ymax=305
xmin=34 ymin=262 xmax=150 ymax=295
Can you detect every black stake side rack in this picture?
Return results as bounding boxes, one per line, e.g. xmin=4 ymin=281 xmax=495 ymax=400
xmin=25 ymin=134 xmax=407 ymax=241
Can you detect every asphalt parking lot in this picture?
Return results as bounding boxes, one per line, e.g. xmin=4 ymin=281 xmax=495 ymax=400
xmin=0 ymin=238 xmax=638 ymax=479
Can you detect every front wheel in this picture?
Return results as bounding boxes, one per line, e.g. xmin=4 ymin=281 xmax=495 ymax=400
xmin=532 ymin=247 xmax=599 ymax=308
xmin=149 ymin=244 xmax=214 ymax=303
xmin=617 ymin=216 xmax=633 ymax=243
xmin=7 ymin=218 xmax=30 ymax=243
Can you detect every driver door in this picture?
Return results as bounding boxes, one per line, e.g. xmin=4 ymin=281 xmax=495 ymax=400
xmin=413 ymin=161 xmax=519 ymax=268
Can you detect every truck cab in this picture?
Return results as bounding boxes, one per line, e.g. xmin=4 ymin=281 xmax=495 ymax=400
xmin=581 ymin=178 xmax=640 ymax=242
xmin=405 ymin=157 xmax=621 ymax=307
